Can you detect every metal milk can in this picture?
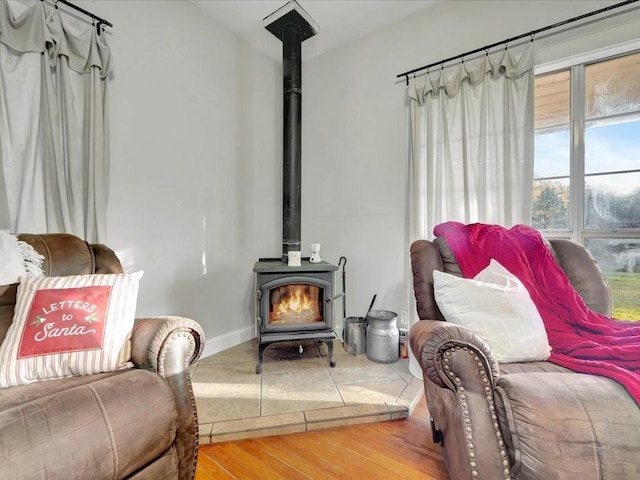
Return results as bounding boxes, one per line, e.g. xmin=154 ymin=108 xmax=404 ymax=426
xmin=366 ymin=310 xmax=399 ymax=364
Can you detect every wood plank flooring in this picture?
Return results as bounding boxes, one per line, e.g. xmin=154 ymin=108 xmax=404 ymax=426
xmin=195 ymin=395 xmax=449 ymax=480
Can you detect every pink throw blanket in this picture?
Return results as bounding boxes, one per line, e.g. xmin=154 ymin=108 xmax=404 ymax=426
xmin=434 ymin=221 xmax=640 ymax=404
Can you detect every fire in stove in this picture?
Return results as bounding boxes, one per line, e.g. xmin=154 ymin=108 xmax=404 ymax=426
xmin=271 ymin=284 xmax=322 ymax=324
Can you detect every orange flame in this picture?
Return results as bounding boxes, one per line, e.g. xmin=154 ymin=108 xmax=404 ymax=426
xmin=277 ymin=287 xmax=313 ymax=314
xmin=270 ymin=284 xmax=322 ymax=324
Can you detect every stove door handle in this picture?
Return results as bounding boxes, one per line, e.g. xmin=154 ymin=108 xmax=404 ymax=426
xmin=326 ymin=292 xmax=345 ymax=303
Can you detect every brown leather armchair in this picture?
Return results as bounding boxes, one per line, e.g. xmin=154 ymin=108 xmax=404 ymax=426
xmin=0 ymin=234 xmax=205 ymax=480
xmin=409 ymin=236 xmax=640 ymax=480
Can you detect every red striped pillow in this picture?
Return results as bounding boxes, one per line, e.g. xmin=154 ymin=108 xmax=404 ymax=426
xmin=0 ymin=272 xmax=143 ymax=388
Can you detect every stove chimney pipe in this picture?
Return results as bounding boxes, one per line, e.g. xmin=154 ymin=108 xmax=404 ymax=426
xmin=264 ymin=1 xmax=318 ymax=262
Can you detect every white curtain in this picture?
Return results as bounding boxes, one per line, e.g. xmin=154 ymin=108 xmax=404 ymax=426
xmin=408 ymin=44 xmax=537 ymax=241
xmin=0 ymin=0 xmax=112 ymax=242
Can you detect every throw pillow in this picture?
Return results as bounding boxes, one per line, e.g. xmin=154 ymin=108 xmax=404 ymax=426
xmin=433 ymin=260 xmax=551 ymax=363
xmin=0 ymin=271 xmax=143 ymax=388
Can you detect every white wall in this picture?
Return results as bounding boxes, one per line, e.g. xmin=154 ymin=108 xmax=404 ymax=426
xmin=302 ymin=0 xmax=640 ymax=329
xmin=95 ymin=1 xmax=282 ymax=354
xmin=86 ymin=1 xmax=640 ymax=354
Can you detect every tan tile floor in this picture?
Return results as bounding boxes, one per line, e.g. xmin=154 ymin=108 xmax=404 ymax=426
xmin=192 ymin=339 xmax=424 ymax=444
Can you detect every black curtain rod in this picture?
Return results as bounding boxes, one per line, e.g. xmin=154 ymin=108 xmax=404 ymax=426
xmin=47 ymin=0 xmax=113 ymax=31
xmin=397 ymin=0 xmax=640 ymax=84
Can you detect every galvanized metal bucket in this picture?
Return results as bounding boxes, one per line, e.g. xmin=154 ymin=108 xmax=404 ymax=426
xmin=343 ymin=316 xmax=367 ymax=355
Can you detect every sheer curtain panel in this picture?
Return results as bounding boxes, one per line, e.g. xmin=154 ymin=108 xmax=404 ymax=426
xmin=0 ymin=0 xmax=112 ymax=242
xmin=407 ymin=44 xmax=537 ymax=241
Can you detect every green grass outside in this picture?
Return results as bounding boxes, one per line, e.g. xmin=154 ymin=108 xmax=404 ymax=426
xmin=605 ymin=272 xmax=640 ymax=322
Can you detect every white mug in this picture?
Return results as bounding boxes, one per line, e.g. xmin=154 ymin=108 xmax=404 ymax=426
xmin=288 ymin=251 xmax=302 ymax=267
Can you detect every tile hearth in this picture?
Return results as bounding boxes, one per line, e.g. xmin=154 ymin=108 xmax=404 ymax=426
xmin=192 ymin=339 xmax=424 ymax=444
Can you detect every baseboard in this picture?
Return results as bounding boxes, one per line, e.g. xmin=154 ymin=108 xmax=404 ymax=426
xmin=200 ymin=326 xmax=255 ymax=359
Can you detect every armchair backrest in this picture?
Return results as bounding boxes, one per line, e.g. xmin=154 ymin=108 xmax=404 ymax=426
xmin=0 ymin=234 xmax=123 ymax=344
xmin=410 ymin=236 xmax=612 ymax=321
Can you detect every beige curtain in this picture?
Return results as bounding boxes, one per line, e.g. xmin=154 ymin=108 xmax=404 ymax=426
xmin=0 ymin=0 xmax=112 ymax=242
xmin=404 ymin=45 xmax=537 ymax=378
xmin=407 ymin=43 xmax=537 ymax=242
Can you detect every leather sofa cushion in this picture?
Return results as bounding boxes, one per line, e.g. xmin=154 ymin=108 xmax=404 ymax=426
xmin=0 ymin=233 xmax=124 ymax=347
xmin=0 ymin=368 xmax=178 ymax=480
xmin=127 ymin=446 xmax=179 ymax=480
xmin=434 ymin=237 xmax=462 ymax=277
xmin=547 ymin=239 xmax=611 ymax=317
xmin=495 ymin=372 xmax=640 ymax=480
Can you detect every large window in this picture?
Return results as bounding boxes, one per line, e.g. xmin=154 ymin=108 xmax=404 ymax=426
xmin=533 ymin=51 xmax=640 ymax=320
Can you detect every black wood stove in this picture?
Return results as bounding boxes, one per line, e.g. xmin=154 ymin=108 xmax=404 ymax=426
xmin=253 ymin=259 xmax=338 ymax=374
xmin=253 ymin=2 xmax=339 ymax=374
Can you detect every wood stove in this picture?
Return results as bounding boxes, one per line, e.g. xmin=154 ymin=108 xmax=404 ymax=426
xmin=253 ymin=259 xmax=338 ymax=374
xmin=252 ymin=3 xmax=339 ymax=374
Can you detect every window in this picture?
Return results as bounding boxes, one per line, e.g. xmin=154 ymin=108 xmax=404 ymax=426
xmin=533 ymin=51 xmax=640 ymax=320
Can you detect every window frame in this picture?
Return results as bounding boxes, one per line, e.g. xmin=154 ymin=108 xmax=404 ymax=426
xmin=534 ymin=41 xmax=640 ymax=245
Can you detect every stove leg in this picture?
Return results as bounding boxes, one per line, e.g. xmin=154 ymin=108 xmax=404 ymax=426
xmin=326 ymin=339 xmax=336 ymax=368
xmin=256 ymin=341 xmax=266 ymax=374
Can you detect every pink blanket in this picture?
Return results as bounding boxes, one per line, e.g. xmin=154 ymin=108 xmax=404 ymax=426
xmin=434 ymin=221 xmax=640 ymax=404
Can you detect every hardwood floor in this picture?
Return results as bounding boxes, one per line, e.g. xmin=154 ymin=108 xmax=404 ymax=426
xmin=195 ymin=395 xmax=449 ymax=480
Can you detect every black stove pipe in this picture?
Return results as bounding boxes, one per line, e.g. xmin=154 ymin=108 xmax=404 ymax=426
xmin=264 ymin=2 xmax=317 ymax=263
xmin=281 ymin=24 xmax=302 ymax=262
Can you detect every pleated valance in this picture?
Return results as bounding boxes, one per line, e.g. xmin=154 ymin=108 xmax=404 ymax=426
xmin=0 ymin=0 xmax=112 ymax=77
xmin=408 ymin=43 xmax=538 ymax=103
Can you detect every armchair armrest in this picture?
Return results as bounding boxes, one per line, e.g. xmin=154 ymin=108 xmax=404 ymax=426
xmin=131 ymin=316 xmax=205 ymax=377
xmin=409 ymin=319 xmax=500 ymax=389
xmin=409 ymin=320 xmax=511 ymax=480
xmin=130 ymin=316 xmax=205 ymax=480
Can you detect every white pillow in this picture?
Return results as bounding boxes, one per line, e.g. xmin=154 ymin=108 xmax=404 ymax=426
xmin=433 ymin=260 xmax=551 ymax=363
xmin=0 ymin=271 xmax=143 ymax=388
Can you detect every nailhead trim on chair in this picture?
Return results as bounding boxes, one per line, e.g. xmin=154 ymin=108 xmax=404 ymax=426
xmin=158 ymin=330 xmax=200 ymax=480
xmin=157 ymin=331 xmax=197 ymax=377
xmin=443 ymin=346 xmax=511 ymax=480
xmin=185 ymin=366 xmax=199 ymax=480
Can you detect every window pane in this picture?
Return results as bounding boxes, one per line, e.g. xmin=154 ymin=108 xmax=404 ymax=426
xmin=585 ymin=52 xmax=640 ymax=120
xmin=535 ymin=70 xmax=570 ymax=130
xmin=532 ymin=178 xmax=569 ymax=229
xmin=585 ymin=119 xmax=640 ymax=175
xmin=534 ymin=129 xmax=570 ymax=178
xmin=584 ymin=172 xmax=640 ymax=229
xmin=584 ymin=238 xmax=640 ymax=321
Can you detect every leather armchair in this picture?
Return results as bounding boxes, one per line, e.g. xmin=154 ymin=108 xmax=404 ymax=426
xmin=409 ymin=236 xmax=640 ymax=480
xmin=0 ymin=233 xmax=205 ymax=480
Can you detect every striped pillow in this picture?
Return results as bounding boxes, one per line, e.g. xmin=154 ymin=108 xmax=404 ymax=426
xmin=0 ymin=271 xmax=143 ymax=388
